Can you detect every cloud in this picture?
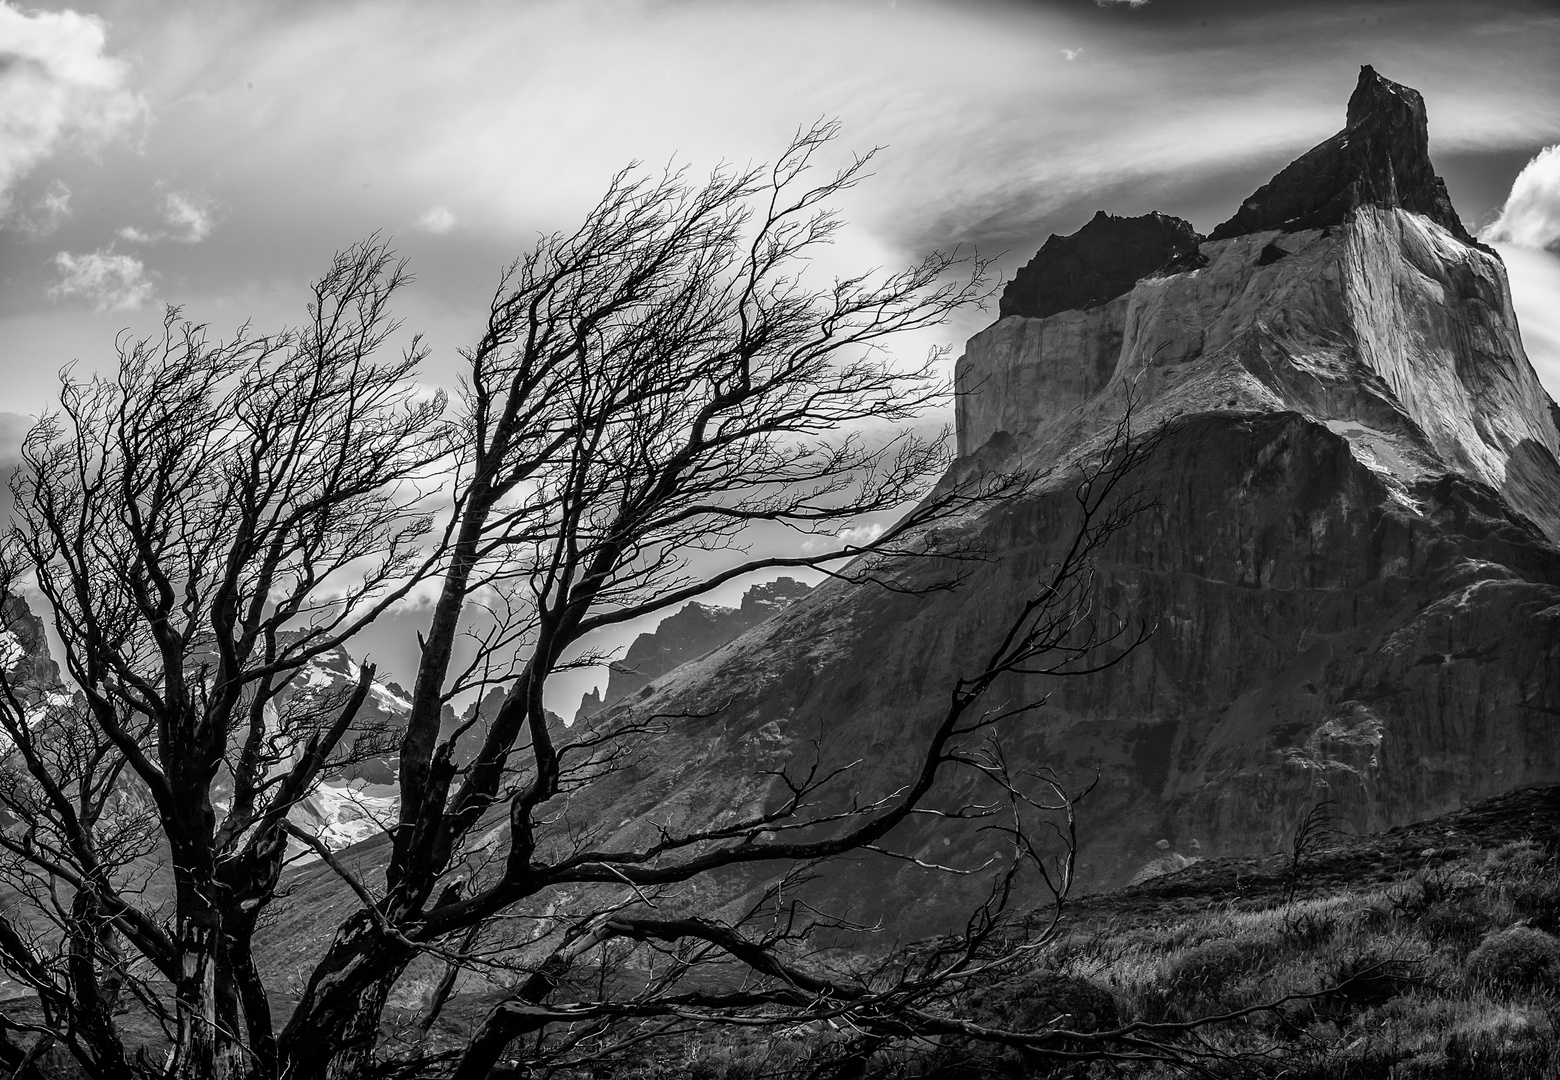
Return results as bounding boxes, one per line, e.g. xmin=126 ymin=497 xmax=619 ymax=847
xmin=10 ymin=178 xmax=70 ymax=236
xmin=160 ymin=191 xmax=214 ymax=242
xmin=118 ymin=190 xmax=217 ymax=243
xmin=50 ymin=248 xmax=154 ymax=311
xmin=0 ymin=3 xmax=143 ymax=214
xmin=1061 ymin=48 xmax=1084 ymax=61
xmin=416 ymin=205 xmax=457 ymax=234
xmin=1481 ymin=145 xmax=1560 ymax=251
xmin=1497 ymin=244 xmax=1560 ymax=401
xmin=1095 ymin=0 xmax=1150 ymax=7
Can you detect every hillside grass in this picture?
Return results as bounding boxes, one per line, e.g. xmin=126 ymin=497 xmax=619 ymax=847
xmin=586 ymin=785 xmax=1560 ymax=1079
xmin=5 ymin=788 xmax=1558 ymax=1077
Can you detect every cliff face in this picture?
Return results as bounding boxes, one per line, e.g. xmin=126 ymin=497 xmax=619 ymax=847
xmin=956 ymin=185 xmax=1560 ymax=541
xmin=552 ymin=67 xmax=1560 ymax=934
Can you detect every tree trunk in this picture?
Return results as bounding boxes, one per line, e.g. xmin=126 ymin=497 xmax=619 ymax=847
xmin=66 ymin=892 xmax=133 ymax=1080
xmin=228 ymin=931 xmax=278 ymax=1080
xmin=278 ymin=913 xmax=414 ymax=1080
xmin=169 ymin=912 xmax=221 ymax=1080
xmin=449 ymin=1007 xmax=536 ymax=1080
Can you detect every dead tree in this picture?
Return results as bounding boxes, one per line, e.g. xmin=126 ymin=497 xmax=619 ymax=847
xmin=0 ymin=122 xmax=1010 ymax=1079
xmin=0 ymin=245 xmax=447 ymax=1080
xmin=274 ymin=120 xmax=1004 ymax=1080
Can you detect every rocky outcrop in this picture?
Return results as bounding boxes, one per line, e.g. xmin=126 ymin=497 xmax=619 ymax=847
xmin=0 ymin=595 xmax=60 ymax=697
xmin=575 ymin=577 xmax=811 ymax=722
xmin=958 ymin=201 xmax=1560 ymax=541
xmin=998 ymin=211 xmax=1203 ymax=320
xmin=1210 ymin=66 xmax=1472 ymax=243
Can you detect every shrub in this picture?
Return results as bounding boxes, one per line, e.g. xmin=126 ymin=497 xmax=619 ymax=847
xmin=1281 ymin=908 xmax=1338 ymax=951
xmin=966 ymin=971 xmax=1120 ymax=1036
xmin=1466 ymin=927 xmax=1560 ymax=996
xmin=1508 ymin=877 xmax=1560 ymax=936
xmin=1418 ymin=898 xmax=1493 ymax=952
xmin=1316 ymin=946 xmax=1420 ymax=1022
xmin=1167 ymin=938 xmax=1267 ymax=994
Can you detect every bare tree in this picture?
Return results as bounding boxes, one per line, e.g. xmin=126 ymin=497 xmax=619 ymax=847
xmin=0 ymin=122 xmax=1203 ymax=1080
xmin=274 ymin=120 xmax=1004 ymax=1080
xmin=0 ymin=246 xmax=447 ymax=1079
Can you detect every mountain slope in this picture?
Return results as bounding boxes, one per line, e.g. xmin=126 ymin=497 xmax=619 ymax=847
xmin=542 ymin=67 xmax=1560 ymax=935
xmin=574 ymin=578 xmax=812 ymax=722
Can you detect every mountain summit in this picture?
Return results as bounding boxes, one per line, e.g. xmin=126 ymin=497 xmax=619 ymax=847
xmin=546 ymin=67 xmax=1559 ymax=934
xmin=1212 ymin=65 xmax=1474 ymax=243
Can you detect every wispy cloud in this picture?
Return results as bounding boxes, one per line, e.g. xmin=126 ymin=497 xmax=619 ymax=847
xmin=1481 ymin=145 xmax=1560 ymax=251
xmin=0 ymin=3 xmax=143 ymax=214
xmin=119 ymin=190 xmax=218 ymax=244
xmin=1095 ymin=0 xmax=1150 ymax=7
xmin=161 ymin=191 xmax=215 ymax=242
xmin=416 ymin=205 xmax=457 ymax=234
xmin=10 ymin=179 xmax=71 ymax=237
xmin=1061 ymin=47 xmax=1084 ymax=61
xmin=50 ymin=249 xmax=155 ymax=311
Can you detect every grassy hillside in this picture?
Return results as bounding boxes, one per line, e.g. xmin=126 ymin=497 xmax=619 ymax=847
xmin=6 ymin=786 xmax=1557 ymax=1077
xmin=586 ymin=784 xmax=1560 ymax=1079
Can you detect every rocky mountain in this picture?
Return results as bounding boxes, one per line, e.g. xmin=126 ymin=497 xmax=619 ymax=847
xmin=270 ymin=642 xmax=413 ymax=852
xmin=0 ymin=596 xmax=61 ymax=706
xmin=545 ymin=66 xmax=1560 ymax=936
xmin=574 ymin=577 xmax=812 ymax=723
xmin=0 ymin=604 xmax=414 ymax=856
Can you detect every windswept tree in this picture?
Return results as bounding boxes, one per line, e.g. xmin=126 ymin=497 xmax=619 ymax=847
xmin=0 ymin=249 xmax=448 ymax=1078
xmin=276 ymin=122 xmax=1002 ymax=1079
xmin=0 ymin=123 xmax=1203 ymax=1080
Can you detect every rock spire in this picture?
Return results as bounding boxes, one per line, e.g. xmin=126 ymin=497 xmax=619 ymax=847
xmin=1210 ymin=65 xmax=1473 ymax=242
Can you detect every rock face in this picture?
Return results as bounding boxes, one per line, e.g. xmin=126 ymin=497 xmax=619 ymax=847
xmin=0 ymin=595 xmax=60 ymax=698
xmin=999 ymin=210 xmax=1203 ymax=320
xmin=556 ymin=67 xmax=1560 ymax=935
xmin=574 ymin=577 xmax=811 ymax=722
xmin=1210 ymin=66 xmax=1472 ymax=243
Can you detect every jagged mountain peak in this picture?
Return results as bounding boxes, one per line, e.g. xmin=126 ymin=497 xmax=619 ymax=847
xmin=574 ymin=576 xmax=813 ymax=723
xmin=1210 ymin=65 xmax=1473 ymax=243
xmin=959 ymin=67 xmax=1560 ymax=543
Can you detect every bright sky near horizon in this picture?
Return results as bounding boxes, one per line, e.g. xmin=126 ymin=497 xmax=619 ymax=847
xmin=2 ymin=0 xmax=1559 ymax=703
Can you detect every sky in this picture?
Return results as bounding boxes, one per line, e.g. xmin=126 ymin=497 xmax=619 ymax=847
xmin=2 ymin=0 xmax=1559 ymax=709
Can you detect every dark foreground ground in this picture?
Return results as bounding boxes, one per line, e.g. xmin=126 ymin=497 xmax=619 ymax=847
xmin=592 ymin=784 xmax=1560 ymax=1080
xmin=7 ymin=786 xmax=1560 ymax=1077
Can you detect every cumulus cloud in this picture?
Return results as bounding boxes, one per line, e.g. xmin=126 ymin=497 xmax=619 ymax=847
xmin=416 ymin=205 xmax=457 ymax=234
xmin=0 ymin=3 xmax=143 ymax=213
xmin=50 ymin=248 xmax=154 ymax=311
xmin=1481 ymin=145 xmax=1560 ymax=251
xmin=1061 ymin=48 xmax=1084 ymax=61
xmin=1498 ymin=244 xmax=1560 ymax=400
